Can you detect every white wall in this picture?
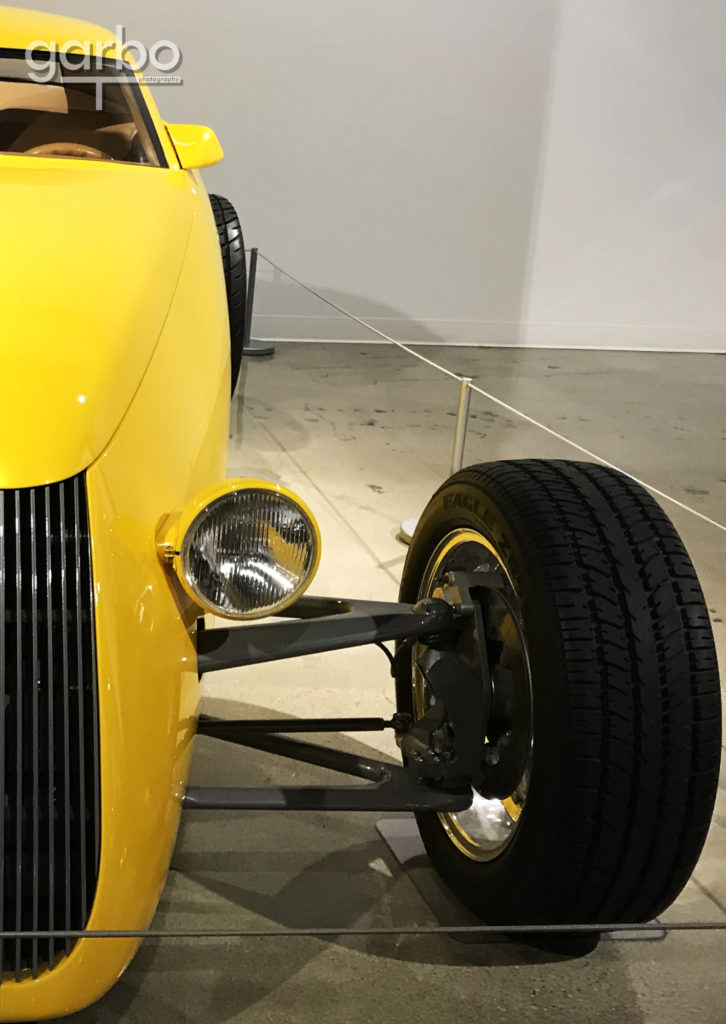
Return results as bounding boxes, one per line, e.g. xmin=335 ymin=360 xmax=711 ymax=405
xmin=523 ymin=1 xmax=726 ymax=352
xmin=7 ymin=0 xmax=726 ymax=350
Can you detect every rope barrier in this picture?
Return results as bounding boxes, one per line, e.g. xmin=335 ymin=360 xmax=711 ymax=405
xmin=255 ymin=252 xmax=726 ymax=534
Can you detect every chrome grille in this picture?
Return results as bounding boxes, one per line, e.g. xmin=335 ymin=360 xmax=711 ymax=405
xmin=0 ymin=474 xmax=100 ymax=980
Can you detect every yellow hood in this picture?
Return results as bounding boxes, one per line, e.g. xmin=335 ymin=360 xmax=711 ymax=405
xmin=0 ymin=155 xmax=195 ymax=488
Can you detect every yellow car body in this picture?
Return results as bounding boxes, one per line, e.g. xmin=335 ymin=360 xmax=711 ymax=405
xmin=0 ymin=8 xmax=231 ymax=1018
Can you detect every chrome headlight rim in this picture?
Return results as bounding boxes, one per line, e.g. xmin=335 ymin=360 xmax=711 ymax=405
xmin=169 ymin=479 xmax=321 ymax=621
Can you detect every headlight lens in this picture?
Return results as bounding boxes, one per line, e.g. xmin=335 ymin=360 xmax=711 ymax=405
xmin=179 ymin=488 xmax=319 ymax=618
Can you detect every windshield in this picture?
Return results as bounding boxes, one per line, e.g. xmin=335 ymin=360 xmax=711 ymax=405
xmin=0 ymin=49 xmax=165 ymax=166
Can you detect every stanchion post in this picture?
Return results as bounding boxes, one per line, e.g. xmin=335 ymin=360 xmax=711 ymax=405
xmin=399 ymin=376 xmax=473 ymax=545
xmin=450 ymin=377 xmax=472 ymax=474
xmin=243 ymin=247 xmax=275 ymax=358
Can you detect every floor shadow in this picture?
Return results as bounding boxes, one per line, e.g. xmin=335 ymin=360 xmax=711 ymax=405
xmin=172 ymin=699 xmax=600 ymax=967
xmin=47 ymin=695 xmax=648 ymax=1022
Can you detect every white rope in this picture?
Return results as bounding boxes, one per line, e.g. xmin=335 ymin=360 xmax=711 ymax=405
xmin=464 ymin=382 xmax=726 ymax=533
xmin=255 ymin=253 xmax=726 ymax=533
xmin=257 ymin=253 xmax=461 ymax=381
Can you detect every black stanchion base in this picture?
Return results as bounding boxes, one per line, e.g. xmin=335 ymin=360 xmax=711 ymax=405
xmin=244 ymin=341 xmax=276 ymax=357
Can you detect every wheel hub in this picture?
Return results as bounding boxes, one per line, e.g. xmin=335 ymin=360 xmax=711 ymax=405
xmin=412 ymin=529 xmax=533 ymax=862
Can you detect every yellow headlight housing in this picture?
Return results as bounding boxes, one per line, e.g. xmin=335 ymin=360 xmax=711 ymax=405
xmin=163 ymin=479 xmax=321 ymax=619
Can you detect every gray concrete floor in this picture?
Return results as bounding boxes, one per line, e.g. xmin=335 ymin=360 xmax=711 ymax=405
xmin=60 ymin=344 xmax=726 ymax=1023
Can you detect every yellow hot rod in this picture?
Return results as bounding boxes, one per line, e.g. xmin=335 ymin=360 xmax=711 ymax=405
xmin=0 ymin=7 xmax=721 ymax=1021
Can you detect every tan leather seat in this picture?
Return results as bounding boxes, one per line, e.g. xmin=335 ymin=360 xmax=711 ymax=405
xmin=0 ymin=82 xmax=68 ymax=114
xmin=96 ymin=121 xmax=138 ymax=146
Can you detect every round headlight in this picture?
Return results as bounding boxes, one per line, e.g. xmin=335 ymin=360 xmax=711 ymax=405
xmin=177 ymin=486 xmax=320 ymax=619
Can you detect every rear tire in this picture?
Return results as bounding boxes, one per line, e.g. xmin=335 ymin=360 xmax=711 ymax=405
xmin=397 ymin=460 xmax=721 ymax=926
xmin=209 ymin=194 xmax=246 ymax=395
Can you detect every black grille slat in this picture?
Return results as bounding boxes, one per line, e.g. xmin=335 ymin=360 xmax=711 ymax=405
xmin=14 ymin=494 xmax=23 ymax=982
xmin=71 ymin=479 xmax=88 ymax=925
xmin=44 ymin=485 xmax=55 ymax=972
xmin=58 ymin=487 xmax=72 ymax=959
xmin=89 ymin=530 xmax=100 ymax=884
xmin=1 ymin=475 xmax=100 ymax=979
xmin=29 ymin=489 xmax=40 ymax=979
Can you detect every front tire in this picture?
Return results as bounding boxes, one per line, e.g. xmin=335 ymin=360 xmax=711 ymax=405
xmin=397 ymin=460 xmax=721 ymax=925
xmin=209 ymin=194 xmax=246 ymax=395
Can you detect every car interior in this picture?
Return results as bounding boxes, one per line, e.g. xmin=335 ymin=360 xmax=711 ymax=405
xmin=0 ymin=59 xmax=161 ymax=165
